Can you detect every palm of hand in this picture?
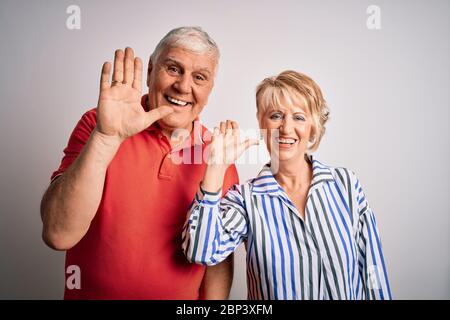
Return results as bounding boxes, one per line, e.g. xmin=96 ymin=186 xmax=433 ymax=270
xmin=97 ymin=84 xmax=146 ymax=140
xmin=208 ymin=121 xmax=259 ymax=167
xmin=95 ymin=47 xmax=173 ymax=142
xmin=209 ymin=132 xmax=241 ymax=165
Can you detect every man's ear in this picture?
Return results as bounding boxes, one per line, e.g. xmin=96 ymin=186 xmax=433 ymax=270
xmin=146 ymin=59 xmax=153 ymax=88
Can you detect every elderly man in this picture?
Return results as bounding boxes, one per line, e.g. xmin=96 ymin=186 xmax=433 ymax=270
xmin=40 ymin=27 xmax=238 ymax=299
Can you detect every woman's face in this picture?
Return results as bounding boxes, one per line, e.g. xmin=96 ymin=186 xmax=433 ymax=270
xmin=259 ymin=94 xmax=314 ymax=164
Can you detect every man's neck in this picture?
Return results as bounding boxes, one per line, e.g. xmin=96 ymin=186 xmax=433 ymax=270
xmin=160 ymin=122 xmax=194 ymax=148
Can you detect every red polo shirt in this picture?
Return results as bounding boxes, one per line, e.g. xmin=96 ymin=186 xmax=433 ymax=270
xmin=51 ymin=98 xmax=239 ymax=299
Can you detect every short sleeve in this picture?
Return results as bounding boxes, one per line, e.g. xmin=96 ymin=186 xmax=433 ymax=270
xmin=50 ymin=108 xmax=97 ymax=182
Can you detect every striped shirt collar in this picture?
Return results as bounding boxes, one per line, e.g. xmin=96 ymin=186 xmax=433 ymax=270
xmin=251 ymin=154 xmax=334 ymax=196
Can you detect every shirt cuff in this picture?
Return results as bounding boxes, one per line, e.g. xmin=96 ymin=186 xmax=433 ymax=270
xmin=195 ymin=182 xmax=222 ymax=206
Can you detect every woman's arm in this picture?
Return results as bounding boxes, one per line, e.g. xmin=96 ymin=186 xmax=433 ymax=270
xmin=182 ymin=120 xmax=258 ymax=265
xmin=182 ymin=184 xmax=249 ymax=265
xmin=354 ymin=174 xmax=393 ymax=300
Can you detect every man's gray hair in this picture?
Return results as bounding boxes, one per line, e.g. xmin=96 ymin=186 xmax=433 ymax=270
xmin=150 ymin=26 xmax=220 ymax=64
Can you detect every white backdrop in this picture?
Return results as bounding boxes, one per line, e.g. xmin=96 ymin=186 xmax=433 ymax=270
xmin=0 ymin=0 xmax=449 ymax=299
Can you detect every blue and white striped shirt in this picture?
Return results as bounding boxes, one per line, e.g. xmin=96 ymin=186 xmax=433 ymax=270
xmin=182 ymin=155 xmax=392 ymax=300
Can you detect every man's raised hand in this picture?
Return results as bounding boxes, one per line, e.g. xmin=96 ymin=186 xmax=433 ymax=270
xmin=96 ymin=47 xmax=173 ymax=142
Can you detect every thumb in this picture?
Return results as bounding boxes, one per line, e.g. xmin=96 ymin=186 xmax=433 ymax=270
xmin=238 ymin=138 xmax=259 ymax=155
xmin=144 ymin=105 xmax=173 ymax=127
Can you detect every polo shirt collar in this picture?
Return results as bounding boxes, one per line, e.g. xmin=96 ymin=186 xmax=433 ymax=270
xmin=251 ymin=154 xmax=334 ymax=196
xmin=170 ymin=121 xmax=208 ymax=152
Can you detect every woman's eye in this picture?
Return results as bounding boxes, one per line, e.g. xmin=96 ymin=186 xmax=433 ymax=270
xmin=294 ymin=115 xmax=306 ymax=121
xmin=270 ymin=113 xmax=282 ymax=120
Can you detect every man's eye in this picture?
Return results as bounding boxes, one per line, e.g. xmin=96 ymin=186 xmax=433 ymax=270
xmin=168 ymin=66 xmax=180 ymax=73
xmin=195 ymin=74 xmax=206 ymax=81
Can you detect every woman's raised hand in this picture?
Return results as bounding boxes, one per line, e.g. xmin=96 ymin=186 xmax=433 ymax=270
xmin=207 ymin=120 xmax=259 ymax=168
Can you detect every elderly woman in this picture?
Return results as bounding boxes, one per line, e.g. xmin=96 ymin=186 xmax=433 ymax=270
xmin=182 ymin=70 xmax=392 ymax=300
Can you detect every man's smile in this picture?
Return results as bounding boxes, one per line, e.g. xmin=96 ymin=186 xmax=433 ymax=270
xmin=164 ymin=94 xmax=192 ymax=107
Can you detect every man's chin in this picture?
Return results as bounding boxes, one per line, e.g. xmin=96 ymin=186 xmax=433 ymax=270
xmin=157 ymin=116 xmax=191 ymax=133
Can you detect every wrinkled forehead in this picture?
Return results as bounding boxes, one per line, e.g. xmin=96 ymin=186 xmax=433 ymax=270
xmin=258 ymin=86 xmax=310 ymax=114
xmin=157 ymin=45 xmax=218 ymax=73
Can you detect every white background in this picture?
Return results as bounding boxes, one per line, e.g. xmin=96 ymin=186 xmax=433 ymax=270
xmin=0 ymin=0 xmax=448 ymax=299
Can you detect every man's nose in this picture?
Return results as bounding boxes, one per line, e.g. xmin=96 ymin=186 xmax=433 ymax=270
xmin=173 ymin=74 xmax=191 ymax=94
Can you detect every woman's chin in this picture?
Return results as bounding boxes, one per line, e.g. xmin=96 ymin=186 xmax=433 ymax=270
xmin=272 ymin=151 xmax=304 ymax=163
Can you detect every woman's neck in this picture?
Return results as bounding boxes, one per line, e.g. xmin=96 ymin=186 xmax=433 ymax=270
xmin=274 ymin=155 xmax=312 ymax=191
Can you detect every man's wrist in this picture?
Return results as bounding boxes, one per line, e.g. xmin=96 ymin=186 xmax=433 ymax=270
xmin=88 ymin=128 xmax=122 ymax=168
xmin=92 ymin=128 xmax=123 ymax=148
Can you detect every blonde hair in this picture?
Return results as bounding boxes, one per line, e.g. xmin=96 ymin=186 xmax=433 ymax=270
xmin=256 ymin=70 xmax=330 ymax=151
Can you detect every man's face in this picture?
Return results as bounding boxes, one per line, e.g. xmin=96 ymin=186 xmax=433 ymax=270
xmin=146 ymin=46 xmax=216 ymax=134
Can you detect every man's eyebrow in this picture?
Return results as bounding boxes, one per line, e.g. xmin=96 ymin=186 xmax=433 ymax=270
xmin=163 ymin=57 xmax=182 ymax=65
xmin=196 ymin=68 xmax=212 ymax=76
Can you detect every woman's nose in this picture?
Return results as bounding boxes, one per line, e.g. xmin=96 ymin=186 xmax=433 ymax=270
xmin=280 ymin=117 xmax=294 ymax=134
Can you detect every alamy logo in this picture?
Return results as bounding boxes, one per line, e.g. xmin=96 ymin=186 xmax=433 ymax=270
xmin=66 ymin=5 xmax=81 ymax=30
xmin=366 ymin=5 xmax=381 ymax=30
xmin=66 ymin=265 xmax=81 ymax=290
xmin=367 ymin=265 xmax=381 ymax=289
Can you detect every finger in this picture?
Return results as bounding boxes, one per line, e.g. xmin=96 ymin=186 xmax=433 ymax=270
xmin=132 ymin=57 xmax=143 ymax=92
xmin=240 ymin=138 xmax=259 ymax=151
xmin=225 ymin=120 xmax=233 ymax=135
xmin=219 ymin=121 xmax=226 ymax=134
xmin=230 ymin=120 xmax=239 ymax=137
xmin=112 ymin=49 xmax=124 ymax=83
xmin=100 ymin=62 xmax=111 ymax=91
xmin=145 ymin=105 xmax=173 ymax=127
xmin=123 ymin=47 xmax=134 ymax=85
xmin=211 ymin=127 xmax=219 ymax=143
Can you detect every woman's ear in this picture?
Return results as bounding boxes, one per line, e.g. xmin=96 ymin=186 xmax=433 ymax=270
xmin=309 ymin=126 xmax=316 ymax=143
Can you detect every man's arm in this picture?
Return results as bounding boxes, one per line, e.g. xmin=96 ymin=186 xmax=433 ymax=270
xmin=41 ymin=130 xmax=121 ymax=250
xmin=41 ymin=48 xmax=173 ymax=250
xmin=199 ymin=254 xmax=234 ymax=300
